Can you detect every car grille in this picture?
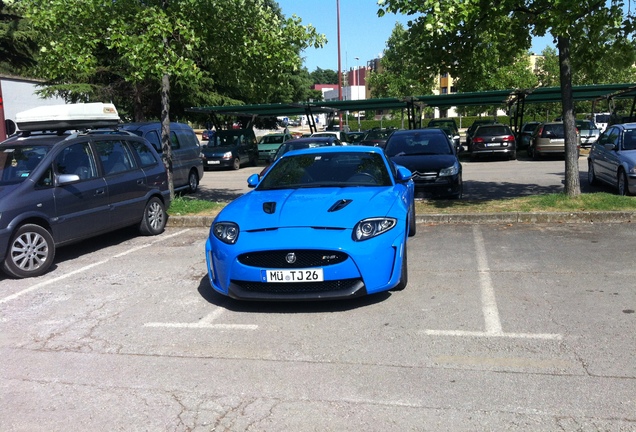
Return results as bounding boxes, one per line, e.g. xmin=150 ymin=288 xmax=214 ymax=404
xmin=412 ymin=170 xmax=438 ymax=182
xmin=232 ymin=278 xmax=362 ymax=294
xmin=238 ymin=250 xmax=348 ymax=268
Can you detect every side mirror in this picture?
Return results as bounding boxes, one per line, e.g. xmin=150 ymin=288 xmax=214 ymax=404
xmin=604 ymin=143 xmax=617 ymax=151
xmin=247 ymin=173 xmax=260 ymax=188
xmin=395 ymin=166 xmax=413 ymax=182
xmin=57 ymin=173 xmax=81 ymax=185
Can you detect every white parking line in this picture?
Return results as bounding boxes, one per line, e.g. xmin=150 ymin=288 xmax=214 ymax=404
xmin=144 ymin=308 xmax=258 ymax=330
xmin=0 ymin=229 xmax=190 ymax=305
xmin=422 ymin=225 xmax=563 ymax=340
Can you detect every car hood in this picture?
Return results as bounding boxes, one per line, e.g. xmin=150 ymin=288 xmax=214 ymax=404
xmin=219 ymin=187 xmax=400 ymax=230
xmin=0 ymin=182 xmax=23 ymax=203
xmin=620 ymin=150 xmax=636 ymax=165
xmin=389 ymin=154 xmax=458 ymax=172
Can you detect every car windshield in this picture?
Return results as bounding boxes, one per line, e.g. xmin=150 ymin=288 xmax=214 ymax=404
xmin=595 ymin=114 xmax=611 ymax=123
xmin=476 ymin=126 xmax=511 ymax=136
xmin=0 ymin=145 xmax=49 ymax=186
xmin=576 ymin=120 xmax=597 ymax=130
xmin=273 ymin=141 xmax=331 ymax=161
xmin=258 ymin=151 xmax=392 ymax=190
xmin=260 ymin=135 xmax=285 ymax=144
xmin=385 ymin=133 xmax=453 ymax=157
xmin=364 ymin=129 xmax=394 ymax=140
xmin=209 ymin=133 xmax=246 ymax=147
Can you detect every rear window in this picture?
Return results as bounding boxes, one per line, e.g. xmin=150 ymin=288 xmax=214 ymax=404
xmin=475 ymin=126 xmax=511 ymax=136
xmin=543 ymin=124 xmax=565 ymax=138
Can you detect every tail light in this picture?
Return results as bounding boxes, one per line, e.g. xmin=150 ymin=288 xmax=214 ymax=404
xmin=472 ymin=137 xmax=484 ymax=144
xmin=503 ymin=135 xmax=515 ymax=142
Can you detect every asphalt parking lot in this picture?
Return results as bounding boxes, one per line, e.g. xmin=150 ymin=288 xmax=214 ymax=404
xmin=2 ymin=155 xmax=635 ymax=431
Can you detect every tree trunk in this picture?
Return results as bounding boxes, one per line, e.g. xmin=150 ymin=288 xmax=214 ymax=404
xmin=557 ymin=35 xmax=581 ymax=197
xmin=161 ymin=72 xmax=174 ymax=200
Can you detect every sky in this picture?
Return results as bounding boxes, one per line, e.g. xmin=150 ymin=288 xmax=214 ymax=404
xmin=276 ymin=0 xmax=554 ymax=73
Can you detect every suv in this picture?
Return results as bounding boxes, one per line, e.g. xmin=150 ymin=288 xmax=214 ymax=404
xmin=201 ymin=128 xmax=258 ymax=170
xmin=0 ymin=103 xmax=170 ymax=278
xmin=257 ymin=132 xmax=293 ymax=163
xmin=466 ymin=119 xmax=497 ymax=152
xmin=119 ymin=122 xmax=203 ymax=193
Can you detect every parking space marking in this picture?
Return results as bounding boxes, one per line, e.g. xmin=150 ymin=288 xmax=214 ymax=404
xmin=144 ymin=307 xmax=258 ymax=330
xmin=0 ymin=229 xmax=190 ymax=305
xmin=422 ymin=225 xmax=562 ymax=340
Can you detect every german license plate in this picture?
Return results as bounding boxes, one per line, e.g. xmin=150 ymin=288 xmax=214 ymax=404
xmin=262 ymin=268 xmax=324 ymax=283
xmin=207 ymin=160 xmax=220 ymax=165
xmin=486 ymin=143 xmax=499 ymax=147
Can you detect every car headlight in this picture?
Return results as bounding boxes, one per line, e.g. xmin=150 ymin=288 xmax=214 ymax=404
xmin=353 ymin=217 xmax=396 ymax=241
xmin=213 ymin=222 xmax=239 ymax=244
xmin=439 ymin=163 xmax=459 ymax=177
xmin=222 ymin=151 xmax=233 ymax=160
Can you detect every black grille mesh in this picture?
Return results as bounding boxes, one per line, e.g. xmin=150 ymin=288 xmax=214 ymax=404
xmin=238 ymin=250 xmax=348 ymax=268
xmin=232 ymin=278 xmax=362 ymax=294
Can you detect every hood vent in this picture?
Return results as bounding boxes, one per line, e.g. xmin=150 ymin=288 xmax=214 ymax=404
xmin=263 ymin=202 xmax=276 ymax=214
xmin=328 ymin=199 xmax=353 ymax=212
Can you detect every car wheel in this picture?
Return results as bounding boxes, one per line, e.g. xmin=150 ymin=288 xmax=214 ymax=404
xmin=187 ymin=170 xmax=199 ymax=193
xmin=232 ymin=157 xmax=241 ymax=170
xmin=408 ymin=200 xmax=416 ymax=237
xmin=617 ymin=169 xmax=630 ymax=196
xmin=391 ymin=241 xmax=408 ymax=291
xmin=139 ymin=197 xmax=167 ymax=236
xmin=2 ymin=224 xmax=55 ymax=279
xmin=588 ymin=161 xmax=598 ymax=185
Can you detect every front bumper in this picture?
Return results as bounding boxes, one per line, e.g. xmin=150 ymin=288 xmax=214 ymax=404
xmin=205 ymin=226 xmax=407 ymax=301
xmin=412 ymin=173 xmax=462 ymax=198
xmin=203 ymin=158 xmax=234 ymax=169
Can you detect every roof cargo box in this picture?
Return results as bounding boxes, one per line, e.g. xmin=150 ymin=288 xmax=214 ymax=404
xmin=16 ymin=103 xmax=120 ymax=131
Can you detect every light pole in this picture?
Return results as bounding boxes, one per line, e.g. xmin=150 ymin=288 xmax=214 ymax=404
xmin=355 ymin=57 xmax=360 ymax=131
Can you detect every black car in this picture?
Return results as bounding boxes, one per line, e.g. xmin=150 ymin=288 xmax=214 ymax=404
xmin=0 ymin=103 xmax=170 ymax=278
xmin=201 ymin=129 xmax=258 ymax=170
xmin=466 ymin=119 xmax=497 ymax=152
xmin=358 ymin=127 xmax=397 ymax=148
xmin=384 ymin=128 xmax=462 ymax=199
xmin=517 ymin=121 xmax=541 ymax=149
xmin=469 ymin=123 xmax=517 ymax=160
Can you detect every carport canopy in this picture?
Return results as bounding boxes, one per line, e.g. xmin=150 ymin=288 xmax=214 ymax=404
xmin=186 ymin=83 xmax=636 ymax=132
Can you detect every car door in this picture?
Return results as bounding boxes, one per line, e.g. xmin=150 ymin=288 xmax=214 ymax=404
xmin=52 ymin=141 xmax=110 ymax=243
xmin=93 ymin=138 xmax=148 ymax=228
xmin=596 ymin=127 xmax=621 ymax=184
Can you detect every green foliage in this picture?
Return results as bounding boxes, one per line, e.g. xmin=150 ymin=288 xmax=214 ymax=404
xmin=20 ymin=0 xmax=326 ymax=120
xmin=0 ymin=0 xmax=37 ymax=74
xmin=309 ymin=67 xmax=339 ymax=84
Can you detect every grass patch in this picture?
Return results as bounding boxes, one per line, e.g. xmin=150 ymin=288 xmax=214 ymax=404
xmin=167 ymin=192 xmax=636 ymax=217
xmin=168 ymin=195 xmax=224 ymax=217
xmin=415 ymin=192 xmax=636 ymax=214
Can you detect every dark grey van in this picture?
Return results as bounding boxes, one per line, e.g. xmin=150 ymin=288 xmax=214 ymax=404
xmin=201 ymin=129 xmax=258 ymax=170
xmin=120 ymin=122 xmax=204 ymax=192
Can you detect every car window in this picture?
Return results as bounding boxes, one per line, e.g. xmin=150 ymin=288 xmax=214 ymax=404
xmin=622 ymin=129 xmax=636 ymax=150
xmin=129 ymin=140 xmax=160 ymax=167
xmin=261 ymin=135 xmax=285 ymax=144
xmin=258 ymin=152 xmax=392 ymax=189
xmin=55 ymin=142 xmax=98 ymax=180
xmin=385 ymin=133 xmax=452 ymax=156
xmin=476 ymin=126 xmax=511 ymax=136
xmin=95 ymin=140 xmax=136 ymax=175
xmin=169 ymin=131 xmax=180 ymax=150
xmin=543 ymin=124 xmax=565 ymax=138
xmin=144 ymin=130 xmax=162 ymax=153
xmin=174 ymin=129 xmax=199 ymax=149
xmin=0 ymin=145 xmax=49 ymax=185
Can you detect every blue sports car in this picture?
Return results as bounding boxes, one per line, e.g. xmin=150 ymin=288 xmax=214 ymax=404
xmin=205 ymin=146 xmax=416 ymax=301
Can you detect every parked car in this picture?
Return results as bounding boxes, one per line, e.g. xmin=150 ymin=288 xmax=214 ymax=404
xmin=357 ymin=127 xmax=396 ymax=148
xmin=0 ymin=103 xmax=170 ymax=279
xmin=311 ymin=131 xmax=350 ymax=144
xmin=427 ymin=118 xmax=460 ymax=146
xmin=517 ymin=121 xmax=541 ymax=149
xmin=426 ymin=125 xmax=462 ymax=153
xmin=120 ymin=121 xmax=203 ymax=193
xmin=588 ymin=123 xmax=636 ymax=195
xmin=259 ymin=136 xmax=343 ymax=176
xmin=201 ymin=129 xmax=215 ymax=141
xmin=205 ymin=146 xmax=415 ymax=300
xmin=576 ymin=119 xmax=600 ymax=147
xmin=466 ymin=119 xmax=496 ymax=152
xmin=257 ymin=132 xmax=293 ymax=163
xmin=201 ymin=128 xmax=258 ymax=170
xmin=346 ymin=131 xmax=366 ymax=143
xmin=469 ymin=123 xmax=517 ymax=160
xmin=384 ymin=128 xmax=462 ymax=199
xmin=527 ymin=122 xmax=580 ymax=160
xmin=592 ymin=112 xmax=612 ymax=132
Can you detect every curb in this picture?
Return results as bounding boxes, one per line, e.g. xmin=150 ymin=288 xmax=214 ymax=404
xmin=167 ymin=211 xmax=636 ymax=228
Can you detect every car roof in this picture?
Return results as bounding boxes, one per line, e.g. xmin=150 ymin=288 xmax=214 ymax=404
xmin=119 ymin=122 xmax=192 ymax=131
xmin=289 ymin=137 xmax=335 ymax=143
xmin=391 ymin=128 xmax=446 ymax=136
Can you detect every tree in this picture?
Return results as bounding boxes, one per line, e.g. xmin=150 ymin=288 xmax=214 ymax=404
xmin=310 ymin=67 xmax=339 ymax=84
xmin=378 ymin=0 xmax=636 ymax=197
xmin=22 ymin=0 xmax=325 ymax=198
xmin=0 ymin=0 xmax=36 ymax=74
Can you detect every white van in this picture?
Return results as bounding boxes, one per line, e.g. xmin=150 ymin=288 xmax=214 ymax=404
xmin=591 ymin=113 xmax=611 ymax=132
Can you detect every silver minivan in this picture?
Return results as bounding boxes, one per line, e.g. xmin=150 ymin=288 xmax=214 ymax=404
xmin=120 ymin=122 xmax=204 ymax=193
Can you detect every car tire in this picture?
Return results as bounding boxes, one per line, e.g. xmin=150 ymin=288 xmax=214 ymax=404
xmin=588 ymin=161 xmax=598 ymax=185
xmin=139 ymin=197 xmax=167 ymax=236
xmin=2 ymin=224 xmax=55 ymax=279
xmin=391 ymin=241 xmax=408 ymax=291
xmin=617 ymin=169 xmax=630 ymax=196
xmin=187 ymin=170 xmax=199 ymax=194
xmin=232 ymin=157 xmax=241 ymax=170
xmin=408 ymin=201 xmax=416 ymax=237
